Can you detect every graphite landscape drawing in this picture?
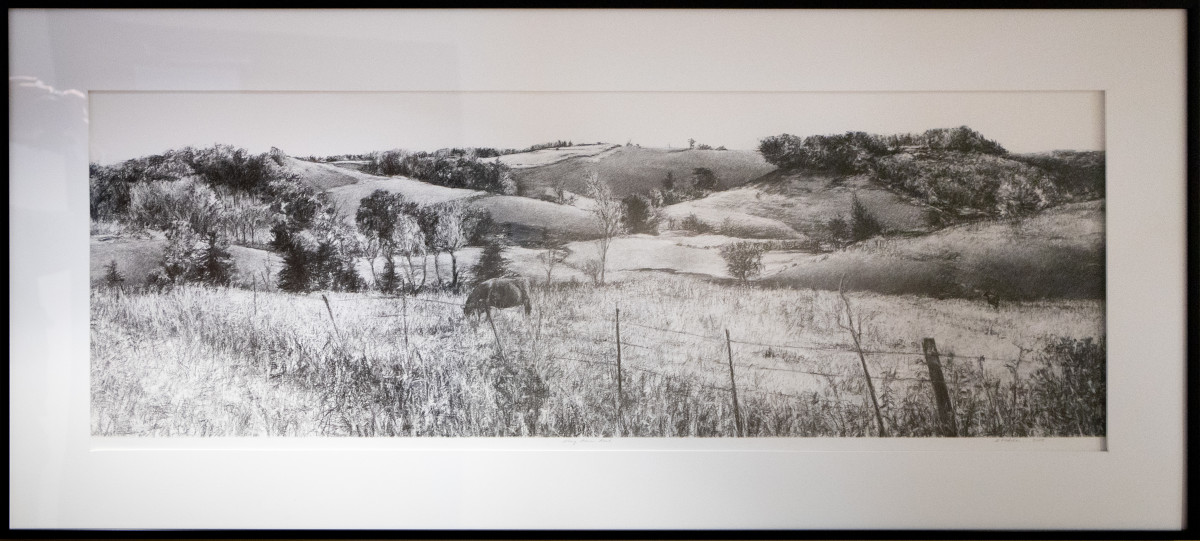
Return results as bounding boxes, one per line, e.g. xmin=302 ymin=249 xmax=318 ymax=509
xmin=88 ymin=92 xmax=1106 ymax=437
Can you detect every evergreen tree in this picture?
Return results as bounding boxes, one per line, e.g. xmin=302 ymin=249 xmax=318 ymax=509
xmin=849 ymin=194 xmax=883 ymax=241
xmin=661 ymin=171 xmax=675 ymax=191
xmin=103 ymin=260 xmax=125 ymax=289
xmin=277 ymin=240 xmax=312 ymax=293
xmin=378 ymin=255 xmax=400 ymax=294
xmin=471 ymin=241 xmax=509 ymax=285
xmin=195 ymin=231 xmax=234 ymax=286
xmin=622 ymin=194 xmax=657 ymax=234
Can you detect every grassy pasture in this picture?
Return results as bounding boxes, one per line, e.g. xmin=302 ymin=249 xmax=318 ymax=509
xmin=92 ymin=273 xmax=1103 ymax=437
xmin=762 ymin=201 xmax=1104 ymax=300
xmin=489 ymin=143 xmax=621 ymax=168
xmin=664 ymin=171 xmax=929 ymax=238
xmin=279 ymin=155 xmax=369 ymax=190
xmin=511 ymin=146 xmax=775 ymax=199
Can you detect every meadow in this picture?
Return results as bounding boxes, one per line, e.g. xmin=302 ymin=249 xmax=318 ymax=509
xmin=510 ymin=146 xmax=775 ymax=199
xmin=91 ymin=272 xmax=1104 ymax=437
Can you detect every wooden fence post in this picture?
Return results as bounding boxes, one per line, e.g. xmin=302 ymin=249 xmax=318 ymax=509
xmin=725 ymin=329 xmax=745 ymax=437
xmin=615 ymin=308 xmax=624 ymax=437
xmin=922 ymin=338 xmax=958 ymax=437
xmin=321 ymin=294 xmax=341 ymax=340
xmin=485 ymin=306 xmax=506 ymax=363
xmin=400 ymin=292 xmax=410 ymax=350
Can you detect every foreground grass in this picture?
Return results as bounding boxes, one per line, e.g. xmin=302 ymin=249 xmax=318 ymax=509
xmin=91 ymin=274 xmax=1104 ymax=437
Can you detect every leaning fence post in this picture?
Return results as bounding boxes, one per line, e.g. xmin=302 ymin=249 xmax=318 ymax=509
xmin=725 ymin=329 xmax=745 ymax=437
xmin=321 ymin=294 xmax=341 ymax=340
xmin=615 ymin=307 xmax=624 ymax=437
xmin=486 ymin=306 xmax=506 ymax=363
xmin=922 ymin=338 xmax=958 ymax=437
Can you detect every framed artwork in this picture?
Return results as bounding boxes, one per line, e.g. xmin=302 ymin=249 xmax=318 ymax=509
xmin=9 ymin=8 xmax=1188 ymax=531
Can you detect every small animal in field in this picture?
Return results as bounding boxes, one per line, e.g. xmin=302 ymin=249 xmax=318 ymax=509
xmin=464 ymin=277 xmax=532 ymax=317
xmin=981 ymin=290 xmax=1000 ymax=310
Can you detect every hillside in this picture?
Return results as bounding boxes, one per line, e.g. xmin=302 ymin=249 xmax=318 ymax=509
xmin=278 ymin=154 xmax=599 ymax=240
xmin=662 ymin=170 xmax=929 ymax=239
xmin=511 ymin=145 xmax=775 ymax=199
xmin=91 ymin=233 xmax=281 ymax=288
xmin=324 ymin=174 xmax=481 ymax=214
xmin=760 ymin=200 xmax=1104 ymax=300
xmin=277 ymin=155 xmax=370 ymax=190
xmin=471 ymin=195 xmax=601 ymax=240
xmin=490 ymin=143 xmax=620 ymax=168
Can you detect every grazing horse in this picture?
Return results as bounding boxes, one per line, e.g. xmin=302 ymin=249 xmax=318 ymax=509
xmin=464 ymin=277 xmax=532 ymax=317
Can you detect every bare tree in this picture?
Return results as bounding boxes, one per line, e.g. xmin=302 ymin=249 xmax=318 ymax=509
xmin=392 ymin=211 xmax=425 ymax=291
xmin=539 ymin=227 xmax=569 ymax=285
xmin=434 ymin=201 xmax=486 ymax=290
xmin=584 ymin=170 xmax=623 ymax=285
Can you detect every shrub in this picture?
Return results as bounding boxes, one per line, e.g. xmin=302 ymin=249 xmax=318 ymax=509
xmin=849 ymin=194 xmax=883 ymax=241
xmin=103 ymin=260 xmax=125 ymax=289
xmin=719 ymin=241 xmax=766 ymax=283
xmin=679 ymin=214 xmax=712 ymax=235
xmin=128 ymin=179 xmax=227 ymax=235
xmin=621 ymin=194 xmax=658 ymax=234
xmin=692 ymin=167 xmax=719 ymax=191
xmin=581 ymin=258 xmax=604 ymax=285
xmin=717 ymin=217 xmax=737 ymax=236
xmin=827 ymin=215 xmax=850 ymax=245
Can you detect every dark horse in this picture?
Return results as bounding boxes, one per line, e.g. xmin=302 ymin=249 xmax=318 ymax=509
xmin=463 ymin=277 xmax=532 ymax=317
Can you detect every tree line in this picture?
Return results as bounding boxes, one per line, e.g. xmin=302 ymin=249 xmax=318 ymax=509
xmin=757 ymin=126 xmax=1103 ymax=224
xmin=361 ymin=148 xmax=516 ymax=194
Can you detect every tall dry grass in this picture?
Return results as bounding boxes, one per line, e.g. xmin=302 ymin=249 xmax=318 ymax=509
xmin=91 ymin=273 xmax=1104 ymax=437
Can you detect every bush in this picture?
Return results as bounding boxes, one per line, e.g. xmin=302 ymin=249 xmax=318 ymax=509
xmin=692 ymin=167 xmax=719 ymax=191
xmin=128 ymin=179 xmax=227 ymax=235
xmin=103 ymin=260 xmax=125 ymax=289
xmin=849 ymin=194 xmax=883 ymax=241
xmin=827 ymin=215 xmax=850 ymax=245
xmin=621 ymin=194 xmax=658 ymax=234
xmin=581 ymin=258 xmax=604 ymax=285
xmin=679 ymin=214 xmax=712 ymax=235
xmin=719 ymin=241 xmax=766 ymax=283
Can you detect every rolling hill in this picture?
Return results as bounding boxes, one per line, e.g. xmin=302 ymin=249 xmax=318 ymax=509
xmin=661 ymin=170 xmax=930 ymax=239
xmin=490 ymin=143 xmax=620 ymax=169
xmin=275 ymin=154 xmax=600 ymax=240
xmin=510 ymin=145 xmax=775 ymax=199
xmin=759 ymin=200 xmax=1104 ymax=300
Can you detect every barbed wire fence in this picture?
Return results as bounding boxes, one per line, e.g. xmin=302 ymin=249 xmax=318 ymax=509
xmin=319 ymin=290 xmax=1031 ymax=437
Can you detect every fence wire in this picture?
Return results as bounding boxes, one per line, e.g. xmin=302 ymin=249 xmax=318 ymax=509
xmin=317 ymin=292 xmax=1026 ymax=385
